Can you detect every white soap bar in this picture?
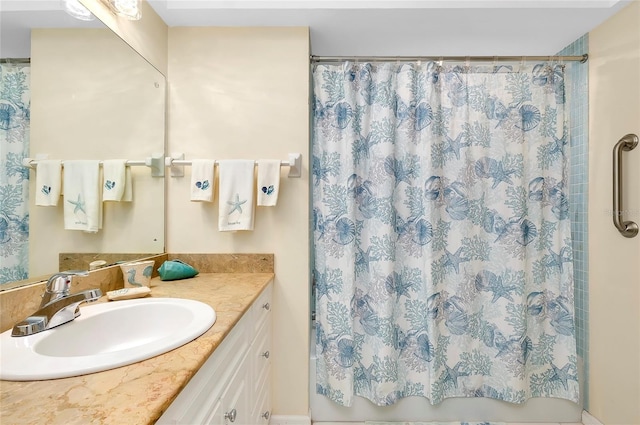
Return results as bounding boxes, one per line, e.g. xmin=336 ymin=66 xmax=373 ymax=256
xmin=107 ymin=287 xmax=151 ymax=301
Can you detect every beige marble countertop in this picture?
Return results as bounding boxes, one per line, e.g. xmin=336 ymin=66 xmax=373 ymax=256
xmin=0 ymin=273 xmax=274 ymax=425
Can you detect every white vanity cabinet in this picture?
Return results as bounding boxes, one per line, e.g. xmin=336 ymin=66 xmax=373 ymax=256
xmin=158 ymin=283 xmax=273 ymax=425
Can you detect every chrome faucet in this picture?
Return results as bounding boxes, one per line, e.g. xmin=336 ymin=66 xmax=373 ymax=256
xmin=11 ymin=271 xmax=102 ymax=337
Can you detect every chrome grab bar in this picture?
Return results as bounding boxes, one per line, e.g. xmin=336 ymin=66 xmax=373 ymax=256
xmin=613 ymin=133 xmax=638 ymax=238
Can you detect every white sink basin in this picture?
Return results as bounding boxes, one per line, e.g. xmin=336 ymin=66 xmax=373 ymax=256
xmin=0 ymin=297 xmax=216 ymax=381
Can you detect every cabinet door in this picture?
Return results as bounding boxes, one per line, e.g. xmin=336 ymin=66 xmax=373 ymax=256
xmin=202 ymin=398 xmax=224 ymax=425
xmin=220 ymin=358 xmax=250 ymax=425
xmin=251 ymin=320 xmax=271 ymax=397
xmin=251 ymin=375 xmax=271 ymax=425
xmin=251 ymin=285 xmax=273 ymax=336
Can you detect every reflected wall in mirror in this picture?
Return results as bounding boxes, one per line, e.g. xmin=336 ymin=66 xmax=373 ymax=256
xmin=0 ymin=4 xmax=166 ymax=290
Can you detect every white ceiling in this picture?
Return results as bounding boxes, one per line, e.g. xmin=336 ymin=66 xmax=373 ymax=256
xmin=0 ymin=0 xmax=631 ymax=58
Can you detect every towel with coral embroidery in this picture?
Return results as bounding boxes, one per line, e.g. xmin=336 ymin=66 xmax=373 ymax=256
xmin=190 ymin=159 xmax=215 ymax=202
xmin=35 ymin=160 xmax=62 ymax=206
xmin=256 ymin=159 xmax=281 ymax=206
xmin=63 ymin=160 xmax=102 ymax=232
xmin=218 ymin=160 xmax=255 ymax=231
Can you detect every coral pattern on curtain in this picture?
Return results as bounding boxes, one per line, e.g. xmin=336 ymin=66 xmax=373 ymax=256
xmin=0 ymin=64 xmax=30 ymax=284
xmin=312 ymin=62 xmax=578 ymax=406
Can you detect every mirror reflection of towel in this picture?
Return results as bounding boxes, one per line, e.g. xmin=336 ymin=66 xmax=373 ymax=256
xmin=102 ymin=159 xmax=126 ymax=202
xmin=63 ymin=160 xmax=102 ymax=232
xmin=218 ymin=160 xmax=255 ymax=231
xmin=35 ymin=160 xmax=62 ymax=206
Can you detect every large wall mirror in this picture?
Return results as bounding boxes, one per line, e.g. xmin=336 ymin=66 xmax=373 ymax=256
xmin=0 ymin=1 xmax=166 ymax=290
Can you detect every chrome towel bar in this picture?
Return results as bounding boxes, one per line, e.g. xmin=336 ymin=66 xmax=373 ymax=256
xmin=613 ymin=133 xmax=638 ymax=238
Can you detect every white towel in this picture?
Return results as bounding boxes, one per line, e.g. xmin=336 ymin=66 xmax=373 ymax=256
xmin=63 ymin=160 xmax=102 ymax=232
xmin=35 ymin=160 xmax=62 ymax=206
xmin=256 ymin=159 xmax=281 ymax=206
xmin=190 ymin=159 xmax=215 ymax=202
xmin=122 ymin=166 xmax=133 ymax=202
xmin=218 ymin=160 xmax=255 ymax=231
xmin=102 ymin=159 xmax=126 ymax=201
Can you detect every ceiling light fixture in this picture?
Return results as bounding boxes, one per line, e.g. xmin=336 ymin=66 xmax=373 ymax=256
xmin=61 ymin=0 xmax=95 ymax=21
xmin=110 ymin=0 xmax=142 ymax=20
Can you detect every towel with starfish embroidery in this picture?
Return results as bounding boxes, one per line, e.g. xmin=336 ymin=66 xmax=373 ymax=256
xmin=218 ymin=160 xmax=255 ymax=231
xmin=63 ymin=160 xmax=102 ymax=232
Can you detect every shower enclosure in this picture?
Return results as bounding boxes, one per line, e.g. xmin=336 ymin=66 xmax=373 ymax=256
xmin=310 ymin=56 xmax=587 ymax=423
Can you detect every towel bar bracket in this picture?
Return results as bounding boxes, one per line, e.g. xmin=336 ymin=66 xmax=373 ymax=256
xmin=288 ymin=153 xmax=302 ymax=178
xmin=145 ymin=153 xmax=165 ymax=177
xmin=168 ymin=153 xmax=185 ymax=177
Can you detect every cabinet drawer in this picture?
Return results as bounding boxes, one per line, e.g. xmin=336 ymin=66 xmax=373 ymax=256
xmin=251 ymin=284 xmax=273 ymax=336
xmin=217 ymin=358 xmax=250 ymax=425
xmin=251 ymin=379 xmax=271 ymax=425
xmin=251 ymin=321 xmax=271 ymax=396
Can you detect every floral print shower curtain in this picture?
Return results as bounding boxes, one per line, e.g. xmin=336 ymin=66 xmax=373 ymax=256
xmin=312 ymin=61 xmax=578 ymax=406
xmin=0 ymin=63 xmax=30 ymax=284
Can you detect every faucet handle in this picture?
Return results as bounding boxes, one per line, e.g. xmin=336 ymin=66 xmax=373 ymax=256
xmin=45 ymin=270 xmax=89 ymax=294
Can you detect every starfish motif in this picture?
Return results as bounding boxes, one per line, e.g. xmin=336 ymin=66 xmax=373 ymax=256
xmin=355 ymin=246 xmax=372 ymax=272
xmin=546 ymin=247 xmax=572 ymax=272
xmin=441 ymin=362 xmax=469 ymax=389
xmin=385 ymin=272 xmax=414 ymax=299
xmin=549 ymin=362 xmax=577 ymax=391
xmin=488 ymin=276 xmax=517 ymax=303
xmin=354 ymin=362 xmax=378 ymax=390
xmin=550 ymin=132 xmax=568 ymax=157
xmin=227 ymin=193 xmax=247 ymax=215
xmin=67 ymin=194 xmax=86 ymax=215
xmin=489 ymin=161 xmax=515 ymax=189
xmin=443 ymin=133 xmax=468 ymax=160
xmin=443 ymin=247 xmax=468 ymax=274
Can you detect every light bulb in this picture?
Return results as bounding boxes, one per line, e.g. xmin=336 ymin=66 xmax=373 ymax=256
xmin=61 ymin=0 xmax=95 ymax=21
xmin=110 ymin=0 xmax=141 ymax=20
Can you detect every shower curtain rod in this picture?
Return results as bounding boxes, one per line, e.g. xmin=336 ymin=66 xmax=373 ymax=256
xmin=310 ymin=54 xmax=588 ymax=63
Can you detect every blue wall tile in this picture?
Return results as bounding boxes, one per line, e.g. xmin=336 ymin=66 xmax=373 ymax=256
xmin=558 ymin=33 xmax=589 ymax=409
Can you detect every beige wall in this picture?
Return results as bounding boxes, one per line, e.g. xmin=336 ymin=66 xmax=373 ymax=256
xmin=29 ymin=29 xmax=165 ymax=276
xmin=80 ymin=0 xmax=168 ymax=76
xmin=588 ymin=2 xmax=640 ymax=424
xmin=166 ymin=27 xmax=310 ymax=415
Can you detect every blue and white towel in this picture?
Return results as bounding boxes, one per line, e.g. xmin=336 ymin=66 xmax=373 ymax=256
xmin=256 ymin=159 xmax=281 ymax=206
xmin=63 ymin=160 xmax=102 ymax=232
xmin=190 ymin=159 xmax=215 ymax=202
xmin=35 ymin=160 xmax=62 ymax=206
xmin=218 ymin=160 xmax=255 ymax=231
xmin=102 ymin=159 xmax=127 ymax=202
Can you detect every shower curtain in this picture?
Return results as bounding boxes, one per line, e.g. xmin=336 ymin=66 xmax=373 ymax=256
xmin=312 ymin=61 xmax=578 ymax=407
xmin=0 ymin=63 xmax=30 ymax=284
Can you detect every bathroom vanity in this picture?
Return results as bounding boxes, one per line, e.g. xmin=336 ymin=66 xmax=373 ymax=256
xmin=0 ymin=273 xmax=274 ymax=425
xmin=157 ymin=282 xmax=273 ymax=424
